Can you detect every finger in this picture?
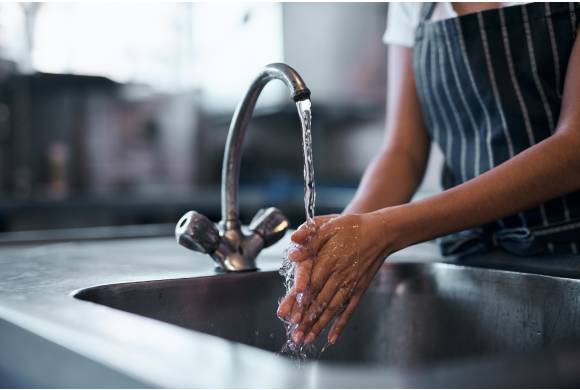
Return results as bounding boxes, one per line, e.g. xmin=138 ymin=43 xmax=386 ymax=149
xmin=303 ymin=286 xmax=351 ymax=345
xmin=289 ymin=231 xmax=336 ymax=301
xmin=296 ymin=275 xmax=341 ymax=336
xmin=304 ymin=226 xmax=344 ymax=297
xmin=290 ymin=229 xmax=310 ymax=244
xmin=307 ymin=250 xmax=340 ymax=299
xmin=327 ymin=290 xmax=363 ymax=345
xmin=277 ymin=290 xmax=296 ymax=320
xmin=290 ymin=214 xmax=336 ymax=245
xmin=287 ymin=245 xmax=311 ymax=263
xmin=327 ymin=259 xmax=384 ymax=344
xmin=289 ymin=289 xmax=310 ymax=324
xmin=288 ymin=260 xmax=313 ymax=324
xmin=290 ymin=221 xmax=317 ymax=244
xmin=305 ymin=218 xmax=337 ymax=255
xmin=293 ymin=259 xmax=313 ymax=293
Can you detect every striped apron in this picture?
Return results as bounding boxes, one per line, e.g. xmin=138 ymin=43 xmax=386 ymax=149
xmin=412 ymin=2 xmax=580 ymax=257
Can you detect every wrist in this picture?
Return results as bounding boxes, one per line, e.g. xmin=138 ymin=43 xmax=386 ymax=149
xmin=366 ymin=204 xmax=416 ymax=255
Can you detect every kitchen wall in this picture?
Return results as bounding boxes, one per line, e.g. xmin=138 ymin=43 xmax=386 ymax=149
xmin=282 ymin=2 xmax=443 ymax=194
xmin=0 ymin=3 xmax=443 ymax=235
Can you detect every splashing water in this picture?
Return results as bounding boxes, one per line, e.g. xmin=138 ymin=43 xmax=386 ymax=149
xmin=277 ymin=98 xmax=326 ymax=362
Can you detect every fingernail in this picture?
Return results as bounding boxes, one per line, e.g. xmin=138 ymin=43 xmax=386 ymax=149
xmin=305 ymin=332 xmax=316 ymax=344
xmin=328 ymin=333 xmax=338 ymax=345
xmin=292 ymin=331 xmax=304 ymax=344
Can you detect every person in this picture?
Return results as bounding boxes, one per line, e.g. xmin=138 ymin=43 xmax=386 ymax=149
xmin=277 ymin=2 xmax=580 ymax=347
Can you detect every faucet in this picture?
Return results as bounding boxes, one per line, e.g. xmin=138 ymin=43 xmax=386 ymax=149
xmin=175 ymin=63 xmax=311 ymax=272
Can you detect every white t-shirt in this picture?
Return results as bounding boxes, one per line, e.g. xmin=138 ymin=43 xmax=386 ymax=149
xmin=383 ymin=2 xmax=530 ymax=47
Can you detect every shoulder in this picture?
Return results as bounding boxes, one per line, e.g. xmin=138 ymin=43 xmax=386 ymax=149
xmin=383 ymin=2 xmax=424 ymax=47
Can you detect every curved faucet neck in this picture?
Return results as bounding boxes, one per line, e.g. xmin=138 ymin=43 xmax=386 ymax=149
xmin=220 ymin=63 xmax=311 ymax=225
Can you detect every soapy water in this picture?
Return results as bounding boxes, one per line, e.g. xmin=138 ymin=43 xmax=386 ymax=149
xmin=276 ymin=99 xmax=329 ymax=362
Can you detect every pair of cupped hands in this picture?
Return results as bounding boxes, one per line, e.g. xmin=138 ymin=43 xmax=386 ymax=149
xmin=277 ymin=211 xmax=394 ymax=346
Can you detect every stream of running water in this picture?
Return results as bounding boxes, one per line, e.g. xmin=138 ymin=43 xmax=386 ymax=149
xmin=278 ymin=98 xmax=326 ymax=363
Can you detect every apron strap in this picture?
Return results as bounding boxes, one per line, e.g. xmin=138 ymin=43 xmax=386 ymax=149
xmin=419 ymin=2 xmax=437 ymax=24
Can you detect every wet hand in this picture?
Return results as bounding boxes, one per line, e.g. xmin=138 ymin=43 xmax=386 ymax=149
xmin=277 ymin=215 xmax=336 ymax=324
xmin=287 ymin=212 xmax=396 ymax=346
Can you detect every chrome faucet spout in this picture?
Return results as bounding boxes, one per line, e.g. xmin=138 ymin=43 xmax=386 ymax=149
xmin=175 ymin=63 xmax=311 ymax=272
xmin=222 ymin=63 xmax=310 ymax=226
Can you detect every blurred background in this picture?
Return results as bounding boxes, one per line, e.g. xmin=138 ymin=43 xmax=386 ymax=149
xmin=0 ymin=2 xmax=442 ymax=244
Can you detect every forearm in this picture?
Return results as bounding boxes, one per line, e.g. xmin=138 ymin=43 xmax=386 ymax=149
xmin=385 ymin=129 xmax=580 ymax=252
xmin=383 ymin=34 xmax=580 ymax=251
xmin=346 ymin=45 xmax=430 ymax=215
xmin=344 ymin=147 xmax=425 ymax=214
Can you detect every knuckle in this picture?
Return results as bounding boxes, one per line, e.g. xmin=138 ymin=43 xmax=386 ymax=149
xmin=310 ymin=324 xmax=321 ymax=335
xmin=328 ymin=302 xmax=340 ymax=313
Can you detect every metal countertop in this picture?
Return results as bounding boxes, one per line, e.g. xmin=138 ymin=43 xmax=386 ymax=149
xmin=1 ymin=235 xmax=580 ymax=387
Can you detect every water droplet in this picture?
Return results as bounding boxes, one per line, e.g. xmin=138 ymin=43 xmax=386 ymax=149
xmin=296 ymin=292 xmax=304 ymax=304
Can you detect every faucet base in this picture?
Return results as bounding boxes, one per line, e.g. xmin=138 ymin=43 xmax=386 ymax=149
xmin=175 ymin=207 xmax=289 ymax=272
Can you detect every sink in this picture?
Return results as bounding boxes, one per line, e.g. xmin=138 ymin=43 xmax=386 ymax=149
xmin=74 ymin=262 xmax=580 ymax=367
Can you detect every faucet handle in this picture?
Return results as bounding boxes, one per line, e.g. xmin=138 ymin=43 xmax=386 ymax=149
xmin=175 ymin=211 xmax=221 ymax=254
xmin=249 ymin=207 xmax=289 ymax=248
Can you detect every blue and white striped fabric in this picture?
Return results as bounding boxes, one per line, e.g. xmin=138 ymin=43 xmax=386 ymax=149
xmin=412 ymin=2 xmax=580 ymax=257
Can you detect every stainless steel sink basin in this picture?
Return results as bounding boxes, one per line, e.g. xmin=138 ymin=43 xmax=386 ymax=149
xmin=74 ymin=262 xmax=580 ymax=368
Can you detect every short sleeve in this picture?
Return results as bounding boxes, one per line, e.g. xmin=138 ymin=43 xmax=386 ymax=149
xmin=382 ymin=2 xmax=422 ymax=47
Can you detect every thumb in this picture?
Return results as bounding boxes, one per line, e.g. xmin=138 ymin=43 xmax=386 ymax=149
xmin=305 ymin=215 xmax=338 ymax=255
xmin=290 ymin=214 xmax=337 ymax=244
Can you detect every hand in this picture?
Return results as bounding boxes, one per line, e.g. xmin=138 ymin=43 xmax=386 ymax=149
xmin=285 ymin=211 xmax=398 ymax=346
xmin=277 ymin=215 xmax=336 ymax=325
